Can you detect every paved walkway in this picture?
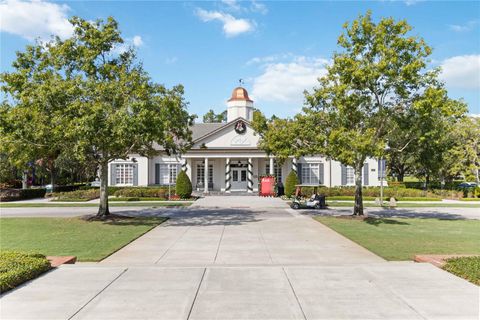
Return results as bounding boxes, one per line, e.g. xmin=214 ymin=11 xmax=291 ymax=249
xmin=1 ymin=196 xmax=478 ymax=319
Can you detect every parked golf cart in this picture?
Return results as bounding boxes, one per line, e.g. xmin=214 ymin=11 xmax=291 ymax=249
xmin=290 ymin=185 xmax=327 ymax=209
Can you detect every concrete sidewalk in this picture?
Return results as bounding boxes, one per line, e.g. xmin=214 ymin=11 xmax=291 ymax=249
xmin=1 ymin=197 xmax=478 ymax=319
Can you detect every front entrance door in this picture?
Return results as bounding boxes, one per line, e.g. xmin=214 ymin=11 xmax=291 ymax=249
xmin=231 ymin=168 xmax=247 ymax=191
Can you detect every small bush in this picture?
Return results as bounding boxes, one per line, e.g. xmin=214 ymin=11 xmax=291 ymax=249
xmin=176 ymin=171 xmax=192 ymax=199
xmin=443 ymin=256 xmax=480 ymax=286
xmin=0 ymin=251 xmax=51 ymax=293
xmin=113 ymin=187 xmax=169 ymax=198
xmin=52 ymin=189 xmax=99 ymax=201
xmin=285 ymin=171 xmax=299 ymax=197
xmin=0 ymin=188 xmax=47 ymax=202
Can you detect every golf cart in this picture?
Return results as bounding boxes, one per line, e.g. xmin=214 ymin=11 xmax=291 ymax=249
xmin=290 ymin=185 xmax=327 ymax=209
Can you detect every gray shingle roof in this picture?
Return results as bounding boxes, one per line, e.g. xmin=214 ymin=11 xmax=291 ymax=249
xmin=191 ymin=123 xmax=225 ymax=141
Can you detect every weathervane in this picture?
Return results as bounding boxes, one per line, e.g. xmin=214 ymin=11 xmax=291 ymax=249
xmin=238 ymin=78 xmax=244 ymax=86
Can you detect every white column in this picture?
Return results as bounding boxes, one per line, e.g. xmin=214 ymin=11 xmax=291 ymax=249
xmin=247 ymin=158 xmax=253 ymax=193
xmin=269 ymin=157 xmax=274 ymax=175
xmin=225 ymin=158 xmax=231 ymax=193
xmin=204 ymin=157 xmax=209 ymax=194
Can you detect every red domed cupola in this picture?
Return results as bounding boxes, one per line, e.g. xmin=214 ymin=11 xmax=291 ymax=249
xmin=228 ymin=87 xmax=253 ymax=102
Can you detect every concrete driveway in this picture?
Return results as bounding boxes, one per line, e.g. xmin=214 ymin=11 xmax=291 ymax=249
xmin=1 ymin=196 xmax=478 ymax=320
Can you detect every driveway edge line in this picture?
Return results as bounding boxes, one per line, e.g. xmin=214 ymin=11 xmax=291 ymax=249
xmin=282 ymin=267 xmax=308 ymax=320
xmin=187 ymin=267 xmax=207 ymax=320
xmin=67 ymin=268 xmax=128 ymax=320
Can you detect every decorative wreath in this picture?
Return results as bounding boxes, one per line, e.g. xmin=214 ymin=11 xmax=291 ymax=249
xmin=234 ymin=120 xmax=246 ymax=134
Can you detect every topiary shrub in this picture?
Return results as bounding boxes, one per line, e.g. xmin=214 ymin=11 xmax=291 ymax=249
xmin=285 ymin=171 xmax=299 ymax=197
xmin=0 ymin=251 xmax=51 ymax=293
xmin=175 ymin=171 xmax=192 ymax=199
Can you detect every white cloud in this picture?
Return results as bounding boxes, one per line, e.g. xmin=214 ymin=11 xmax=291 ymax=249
xmin=221 ymin=0 xmax=242 ymax=12
xmin=448 ymin=20 xmax=479 ymax=32
xmin=0 ymin=0 xmax=73 ymax=41
xmin=195 ymin=8 xmax=255 ymax=37
xmin=469 ymin=114 xmax=480 ymax=118
xmin=439 ymin=55 xmax=480 ymax=89
xmin=132 ymin=35 xmax=143 ymax=47
xmin=251 ymin=56 xmax=329 ymax=104
xmin=250 ymin=0 xmax=268 ymax=14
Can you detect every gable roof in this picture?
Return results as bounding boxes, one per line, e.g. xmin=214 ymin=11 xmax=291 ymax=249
xmin=192 ymin=117 xmax=251 ymax=144
xmin=191 ymin=123 xmax=225 ymax=140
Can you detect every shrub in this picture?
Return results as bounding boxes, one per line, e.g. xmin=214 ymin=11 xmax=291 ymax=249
xmin=0 ymin=188 xmax=47 ymax=202
xmin=52 ymin=189 xmax=99 ymax=201
xmin=285 ymin=171 xmax=299 ymax=197
xmin=113 ymin=187 xmax=169 ymax=198
xmin=442 ymin=256 xmax=480 ymax=286
xmin=175 ymin=171 xmax=192 ymax=199
xmin=0 ymin=251 xmax=51 ymax=293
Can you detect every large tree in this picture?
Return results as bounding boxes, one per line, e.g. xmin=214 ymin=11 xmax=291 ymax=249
xmin=2 ymin=17 xmax=192 ymax=217
xmin=1 ymin=45 xmax=79 ymax=191
xmin=256 ymin=12 xmax=440 ymax=215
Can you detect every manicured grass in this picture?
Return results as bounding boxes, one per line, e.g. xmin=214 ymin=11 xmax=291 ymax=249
xmin=50 ymin=198 xmax=91 ymax=202
xmin=442 ymin=256 xmax=480 ymax=285
xmin=0 ymin=202 xmax=192 ymax=208
xmin=0 ymin=217 xmax=167 ymax=261
xmin=315 ymin=217 xmax=480 ymax=260
xmin=0 ymin=251 xmax=51 ymax=293
xmin=327 ymin=196 xmax=441 ymax=201
xmin=326 ymin=201 xmax=480 ymax=208
xmin=109 ymin=197 xmax=183 ymax=202
xmin=460 ymin=198 xmax=480 ymax=201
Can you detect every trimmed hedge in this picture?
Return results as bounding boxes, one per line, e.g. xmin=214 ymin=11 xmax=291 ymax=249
xmin=291 ymin=186 xmax=460 ymax=199
xmin=0 ymin=188 xmax=47 ymax=202
xmin=285 ymin=171 xmax=299 ymax=197
xmin=113 ymin=187 xmax=170 ymax=198
xmin=0 ymin=251 xmax=51 ymax=293
xmin=443 ymin=256 xmax=480 ymax=286
xmin=52 ymin=189 xmax=99 ymax=201
xmin=109 ymin=197 xmax=170 ymax=202
xmin=176 ymin=171 xmax=192 ymax=199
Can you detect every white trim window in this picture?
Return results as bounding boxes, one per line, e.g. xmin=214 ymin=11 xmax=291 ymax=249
xmin=346 ymin=166 xmax=355 ymax=185
xmin=157 ymin=163 xmax=179 ymax=185
xmin=301 ymin=163 xmax=321 ymax=185
xmin=266 ymin=161 xmax=283 ymax=183
xmin=115 ymin=164 xmax=134 ymax=186
xmin=196 ymin=163 xmax=213 ymax=185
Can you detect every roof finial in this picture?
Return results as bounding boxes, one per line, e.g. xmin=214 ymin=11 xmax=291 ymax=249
xmin=238 ymin=78 xmax=244 ymax=86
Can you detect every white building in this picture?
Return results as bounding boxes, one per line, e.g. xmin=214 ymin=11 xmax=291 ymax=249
xmin=108 ymin=87 xmax=385 ymax=192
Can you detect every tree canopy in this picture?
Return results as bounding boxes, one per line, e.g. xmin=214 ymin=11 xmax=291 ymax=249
xmin=203 ymin=109 xmax=227 ymax=123
xmin=1 ymin=17 xmax=193 ymax=217
xmin=254 ymin=11 xmax=468 ymax=215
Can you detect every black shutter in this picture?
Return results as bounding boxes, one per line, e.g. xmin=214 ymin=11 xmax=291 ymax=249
xmin=363 ymin=163 xmax=369 ymax=186
xmin=297 ymin=163 xmax=303 ymax=184
xmin=341 ymin=164 xmax=347 ymax=186
xmin=155 ymin=164 xmax=160 ymax=185
xmin=133 ymin=164 xmax=138 ymax=186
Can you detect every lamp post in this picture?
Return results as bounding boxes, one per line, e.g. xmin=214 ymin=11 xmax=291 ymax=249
xmin=380 ymin=144 xmax=390 ymax=206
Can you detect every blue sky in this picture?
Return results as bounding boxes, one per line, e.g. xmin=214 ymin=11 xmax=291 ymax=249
xmin=1 ymin=0 xmax=479 ymax=119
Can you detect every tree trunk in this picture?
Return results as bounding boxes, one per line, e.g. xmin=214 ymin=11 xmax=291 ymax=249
xmin=22 ymin=170 xmax=28 ymax=189
xmin=97 ymin=162 xmax=110 ymax=217
xmin=397 ymin=173 xmax=404 ymax=182
xmin=50 ymin=166 xmax=56 ymax=193
xmin=353 ymin=163 xmax=364 ymax=216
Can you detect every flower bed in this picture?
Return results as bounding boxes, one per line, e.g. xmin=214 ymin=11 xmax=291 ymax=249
xmin=0 ymin=251 xmax=51 ymax=293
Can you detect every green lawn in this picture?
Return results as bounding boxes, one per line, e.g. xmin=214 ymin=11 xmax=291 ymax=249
xmin=326 ymin=201 xmax=480 ymax=208
xmin=0 ymin=202 xmax=192 ymax=208
xmin=315 ymin=217 xmax=480 ymax=260
xmin=443 ymin=256 xmax=480 ymax=285
xmin=0 ymin=217 xmax=167 ymax=261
